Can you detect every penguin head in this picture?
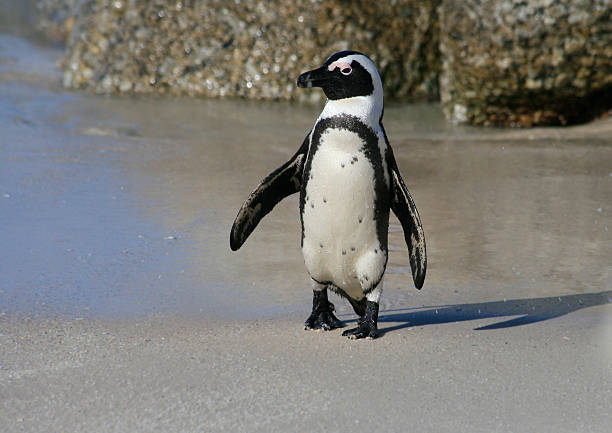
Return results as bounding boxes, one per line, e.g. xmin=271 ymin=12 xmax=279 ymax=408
xmin=297 ymin=51 xmax=383 ymax=121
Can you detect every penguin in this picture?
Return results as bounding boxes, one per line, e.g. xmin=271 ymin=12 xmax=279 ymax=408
xmin=230 ymin=51 xmax=426 ymax=339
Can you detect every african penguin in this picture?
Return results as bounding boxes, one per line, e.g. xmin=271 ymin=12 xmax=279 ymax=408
xmin=230 ymin=51 xmax=426 ymax=339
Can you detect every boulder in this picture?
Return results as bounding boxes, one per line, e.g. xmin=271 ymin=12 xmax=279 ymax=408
xmin=61 ymin=0 xmax=441 ymax=101
xmin=38 ymin=0 xmax=612 ymax=126
xmin=36 ymin=0 xmax=79 ymax=43
xmin=439 ymin=0 xmax=612 ymax=126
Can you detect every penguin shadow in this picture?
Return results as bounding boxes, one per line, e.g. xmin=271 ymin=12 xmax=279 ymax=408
xmin=341 ymin=290 xmax=612 ymax=337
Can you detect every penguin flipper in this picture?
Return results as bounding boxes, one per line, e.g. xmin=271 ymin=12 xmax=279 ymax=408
xmin=230 ymin=135 xmax=309 ymax=251
xmin=388 ymin=149 xmax=427 ymax=289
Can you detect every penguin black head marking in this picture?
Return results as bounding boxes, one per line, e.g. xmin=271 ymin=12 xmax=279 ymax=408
xmin=297 ymin=51 xmax=376 ymax=100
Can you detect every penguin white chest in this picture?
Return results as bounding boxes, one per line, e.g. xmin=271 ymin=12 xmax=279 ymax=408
xmin=302 ymin=128 xmax=386 ymax=298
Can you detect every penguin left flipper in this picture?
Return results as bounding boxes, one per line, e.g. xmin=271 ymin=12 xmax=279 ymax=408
xmin=230 ymin=134 xmax=309 ymax=251
xmin=387 ymin=145 xmax=427 ymax=290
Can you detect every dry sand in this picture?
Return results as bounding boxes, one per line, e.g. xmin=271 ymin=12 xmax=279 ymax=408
xmin=2 ymin=308 xmax=612 ymax=433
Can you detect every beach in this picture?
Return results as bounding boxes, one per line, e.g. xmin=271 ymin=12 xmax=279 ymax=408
xmin=1 ymin=34 xmax=611 ymax=432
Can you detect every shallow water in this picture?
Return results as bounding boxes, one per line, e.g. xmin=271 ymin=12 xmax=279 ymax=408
xmin=1 ymin=35 xmax=611 ymax=320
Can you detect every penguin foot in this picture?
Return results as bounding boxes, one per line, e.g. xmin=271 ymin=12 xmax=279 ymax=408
xmin=342 ymin=321 xmax=377 ymax=339
xmin=342 ymin=300 xmax=379 ymax=340
xmin=304 ymin=306 xmax=342 ymax=331
xmin=304 ymin=289 xmax=343 ymax=331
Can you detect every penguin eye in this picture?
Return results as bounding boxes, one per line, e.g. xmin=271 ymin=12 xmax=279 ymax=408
xmin=340 ymin=67 xmax=352 ymax=76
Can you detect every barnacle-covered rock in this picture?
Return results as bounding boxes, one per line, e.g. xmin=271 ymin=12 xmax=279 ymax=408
xmin=439 ymin=0 xmax=612 ymax=126
xmin=60 ymin=0 xmax=441 ymax=101
xmin=35 ymin=0 xmax=79 ymax=43
xmin=39 ymin=0 xmax=612 ymax=126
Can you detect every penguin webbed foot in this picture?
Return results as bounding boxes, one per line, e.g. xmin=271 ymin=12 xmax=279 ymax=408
xmin=304 ymin=305 xmax=342 ymax=331
xmin=342 ymin=320 xmax=377 ymax=339
xmin=304 ymin=289 xmax=343 ymax=331
xmin=342 ymin=300 xmax=379 ymax=340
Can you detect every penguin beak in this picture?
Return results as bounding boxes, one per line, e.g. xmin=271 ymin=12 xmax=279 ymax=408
xmin=297 ymin=66 xmax=328 ymax=89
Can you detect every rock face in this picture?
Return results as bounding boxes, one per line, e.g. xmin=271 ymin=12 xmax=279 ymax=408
xmin=36 ymin=0 xmax=79 ymax=43
xmin=439 ymin=0 xmax=612 ymax=126
xmin=61 ymin=0 xmax=440 ymax=102
xmin=40 ymin=0 xmax=612 ymax=126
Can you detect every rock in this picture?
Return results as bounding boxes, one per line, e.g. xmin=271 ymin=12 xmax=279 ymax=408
xmin=60 ymin=0 xmax=441 ymax=101
xmin=36 ymin=0 xmax=80 ymax=43
xmin=36 ymin=0 xmax=612 ymax=126
xmin=439 ymin=0 xmax=612 ymax=126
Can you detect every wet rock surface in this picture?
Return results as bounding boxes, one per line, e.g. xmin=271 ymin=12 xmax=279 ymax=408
xmin=60 ymin=0 xmax=440 ymax=102
xmin=439 ymin=0 xmax=612 ymax=126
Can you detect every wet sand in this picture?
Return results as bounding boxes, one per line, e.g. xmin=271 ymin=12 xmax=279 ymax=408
xmin=1 ymin=36 xmax=612 ymax=432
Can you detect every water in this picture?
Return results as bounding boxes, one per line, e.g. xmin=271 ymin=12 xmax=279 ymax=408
xmin=1 ymin=34 xmax=611 ymax=320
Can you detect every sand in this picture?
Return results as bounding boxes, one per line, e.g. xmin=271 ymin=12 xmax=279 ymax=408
xmin=2 ymin=309 xmax=612 ymax=433
xmin=1 ymin=34 xmax=611 ymax=433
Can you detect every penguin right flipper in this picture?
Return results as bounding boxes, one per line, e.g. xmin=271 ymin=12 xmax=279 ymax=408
xmin=230 ymin=135 xmax=309 ymax=251
xmin=387 ymin=146 xmax=427 ymax=290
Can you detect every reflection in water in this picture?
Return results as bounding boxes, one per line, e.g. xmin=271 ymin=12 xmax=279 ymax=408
xmin=1 ymin=35 xmax=611 ymax=320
